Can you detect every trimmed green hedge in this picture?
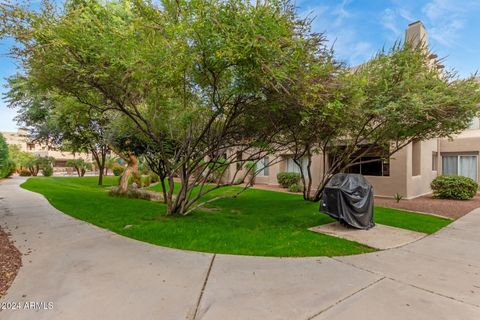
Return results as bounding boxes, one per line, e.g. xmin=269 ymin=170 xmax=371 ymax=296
xmin=277 ymin=172 xmax=301 ymax=188
xmin=431 ymin=175 xmax=478 ymax=200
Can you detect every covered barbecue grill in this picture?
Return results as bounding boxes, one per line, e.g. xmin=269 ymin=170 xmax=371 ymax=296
xmin=320 ymin=173 xmax=374 ymax=230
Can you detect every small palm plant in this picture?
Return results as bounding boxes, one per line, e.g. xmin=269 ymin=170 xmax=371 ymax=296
xmin=393 ymin=193 xmax=403 ymax=203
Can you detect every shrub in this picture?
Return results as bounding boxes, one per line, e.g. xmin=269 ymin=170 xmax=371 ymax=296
xmin=5 ymin=160 xmax=16 ymax=178
xmin=288 ymin=183 xmax=302 ymax=193
xmin=19 ymin=169 xmax=32 ymax=176
xmin=394 ymin=193 xmax=403 ymax=203
xmin=149 ymin=172 xmax=160 ymax=183
xmin=131 ymin=171 xmax=142 ymax=187
xmin=0 ymin=133 xmax=10 ymax=179
xmin=431 ymin=175 xmax=478 ymax=200
xmin=141 ymin=175 xmax=151 ymax=188
xmin=277 ymin=172 xmax=301 ymax=188
xmin=66 ymin=159 xmax=92 ymax=177
xmin=108 ymin=187 xmax=153 ymax=201
xmin=42 ymin=166 xmax=53 ymax=177
xmin=112 ymin=165 xmax=125 ymax=176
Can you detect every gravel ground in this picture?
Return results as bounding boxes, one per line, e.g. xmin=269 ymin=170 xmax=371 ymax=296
xmin=0 ymin=226 xmax=22 ymax=298
xmin=375 ymin=194 xmax=480 ymax=219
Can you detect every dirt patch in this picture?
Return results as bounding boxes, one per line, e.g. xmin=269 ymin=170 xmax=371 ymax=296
xmin=375 ymin=194 xmax=480 ymax=219
xmin=0 ymin=226 xmax=22 ymax=298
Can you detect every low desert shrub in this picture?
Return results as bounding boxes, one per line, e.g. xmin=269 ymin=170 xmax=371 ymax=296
xmin=431 ymin=175 xmax=478 ymax=200
xmin=141 ymin=175 xmax=151 ymax=188
xmin=41 ymin=166 xmax=53 ymax=177
xmin=108 ymin=187 xmax=153 ymax=201
xmin=393 ymin=193 xmax=403 ymax=203
xmin=277 ymin=172 xmax=301 ymax=188
xmin=131 ymin=171 xmax=142 ymax=187
xmin=19 ymin=169 xmax=32 ymax=176
xmin=288 ymin=183 xmax=302 ymax=193
xmin=149 ymin=172 xmax=160 ymax=183
xmin=112 ymin=165 xmax=125 ymax=176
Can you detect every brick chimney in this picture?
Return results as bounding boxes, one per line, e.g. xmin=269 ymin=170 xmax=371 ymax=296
xmin=405 ymin=21 xmax=428 ymax=47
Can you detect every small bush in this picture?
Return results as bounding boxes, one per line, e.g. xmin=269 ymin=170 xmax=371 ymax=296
xmin=108 ymin=187 xmax=153 ymax=200
xmin=149 ymin=172 xmax=160 ymax=183
xmin=431 ymin=175 xmax=478 ymax=200
xmin=277 ymin=172 xmax=301 ymax=188
xmin=112 ymin=165 xmax=125 ymax=176
xmin=131 ymin=171 xmax=142 ymax=187
xmin=4 ymin=160 xmax=16 ymax=178
xmin=394 ymin=193 xmax=403 ymax=203
xmin=288 ymin=183 xmax=302 ymax=193
xmin=19 ymin=169 xmax=32 ymax=176
xmin=42 ymin=166 xmax=53 ymax=177
xmin=141 ymin=175 xmax=151 ymax=188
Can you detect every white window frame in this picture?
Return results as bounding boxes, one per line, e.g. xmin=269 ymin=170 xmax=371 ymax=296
xmin=285 ymin=157 xmax=308 ymax=176
xmin=468 ymin=117 xmax=480 ymax=130
xmin=442 ymin=154 xmax=478 ymax=181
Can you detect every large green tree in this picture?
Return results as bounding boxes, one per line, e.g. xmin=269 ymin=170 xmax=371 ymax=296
xmin=5 ymin=75 xmax=111 ymax=185
xmin=279 ymin=43 xmax=480 ymax=201
xmin=0 ymin=134 xmax=12 ymax=178
xmin=1 ymin=0 xmax=311 ymax=214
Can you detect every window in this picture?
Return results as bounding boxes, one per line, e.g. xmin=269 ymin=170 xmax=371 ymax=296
xmin=236 ymin=151 xmax=243 ymax=170
xmin=344 ymin=157 xmax=389 ymax=176
xmin=27 ymin=143 xmax=35 ymax=151
xmin=328 ymin=145 xmax=390 ymax=177
xmin=285 ymin=157 xmax=308 ymax=176
xmin=257 ymin=157 xmax=269 ymax=176
xmin=432 ymin=152 xmax=438 ymax=171
xmin=412 ymin=140 xmax=421 ymax=176
xmin=442 ymin=155 xmax=477 ymax=181
xmin=468 ymin=117 xmax=480 ymax=130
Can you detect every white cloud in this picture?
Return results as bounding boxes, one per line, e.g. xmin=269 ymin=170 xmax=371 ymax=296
xmin=299 ymin=1 xmax=374 ymax=67
xmin=332 ymin=0 xmax=352 ymax=27
xmin=398 ymin=8 xmax=415 ymax=22
xmin=381 ymin=8 xmax=401 ymax=37
xmin=422 ymin=0 xmax=479 ymax=47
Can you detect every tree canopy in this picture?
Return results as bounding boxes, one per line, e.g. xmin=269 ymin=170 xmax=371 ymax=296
xmin=1 ymin=0 xmax=479 ymax=211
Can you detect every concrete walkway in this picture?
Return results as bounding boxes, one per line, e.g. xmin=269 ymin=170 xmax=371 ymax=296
xmin=309 ymin=222 xmax=427 ymax=250
xmin=0 ymin=177 xmax=479 ymax=320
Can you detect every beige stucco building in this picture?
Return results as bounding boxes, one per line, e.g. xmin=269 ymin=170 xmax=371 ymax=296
xmin=229 ymin=21 xmax=480 ymax=199
xmin=1 ymin=128 xmax=93 ymax=171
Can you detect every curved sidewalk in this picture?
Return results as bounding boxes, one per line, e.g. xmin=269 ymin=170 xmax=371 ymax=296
xmin=0 ymin=177 xmax=479 ymax=320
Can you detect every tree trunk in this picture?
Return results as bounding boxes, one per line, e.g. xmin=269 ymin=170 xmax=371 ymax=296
xmin=159 ymin=176 xmax=168 ymax=204
xmin=98 ymin=167 xmax=104 ymax=185
xmin=97 ymin=152 xmax=106 ymax=186
xmin=118 ymin=153 xmax=138 ymax=193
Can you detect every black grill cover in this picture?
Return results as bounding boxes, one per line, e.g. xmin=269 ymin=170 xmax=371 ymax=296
xmin=320 ymin=173 xmax=374 ymax=230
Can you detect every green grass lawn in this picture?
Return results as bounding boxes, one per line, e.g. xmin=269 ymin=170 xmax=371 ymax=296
xmin=21 ymin=177 xmax=452 ymax=257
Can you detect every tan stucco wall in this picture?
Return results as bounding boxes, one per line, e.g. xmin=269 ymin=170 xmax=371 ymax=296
xmin=405 ymin=139 xmax=438 ymax=198
xmin=248 ymin=150 xmax=412 ymax=198
xmin=1 ymin=130 xmax=93 ymax=165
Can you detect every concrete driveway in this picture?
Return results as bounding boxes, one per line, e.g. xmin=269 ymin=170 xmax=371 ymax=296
xmin=0 ymin=177 xmax=479 ymax=320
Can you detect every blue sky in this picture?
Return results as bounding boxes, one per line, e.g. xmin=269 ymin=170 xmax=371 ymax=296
xmin=1 ymin=0 xmax=480 ymax=131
